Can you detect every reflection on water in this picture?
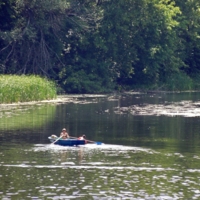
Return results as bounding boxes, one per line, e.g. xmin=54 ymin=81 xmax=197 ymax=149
xmin=1 ymin=92 xmax=200 ymax=199
xmin=0 ymin=104 xmax=56 ymax=130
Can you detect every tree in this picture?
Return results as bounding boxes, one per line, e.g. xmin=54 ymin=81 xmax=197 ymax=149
xmin=174 ymin=0 xmax=200 ymax=76
xmin=0 ymin=0 xmax=100 ymax=76
xmin=59 ymin=30 xmax=115 ymax=93
xmin=96 ymin=0 xmax=182 ymax=87
xmin=0 ymin=0 xmax=16 ymax=73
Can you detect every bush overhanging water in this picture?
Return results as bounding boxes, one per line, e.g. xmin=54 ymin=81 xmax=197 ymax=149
xmin=0 ymin=75 xmax=57 ymax=103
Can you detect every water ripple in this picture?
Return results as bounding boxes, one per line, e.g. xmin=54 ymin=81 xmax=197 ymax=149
xmin=1 ymin=163 xmax=175 ymax=171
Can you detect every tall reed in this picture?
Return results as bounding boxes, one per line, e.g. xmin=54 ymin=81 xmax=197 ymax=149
xmin=0 ymin=75 xmax=57 ymax=103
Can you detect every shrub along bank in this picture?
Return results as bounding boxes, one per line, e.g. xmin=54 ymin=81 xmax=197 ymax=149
xmin=0 ymin=75 xmax=57 ymax=103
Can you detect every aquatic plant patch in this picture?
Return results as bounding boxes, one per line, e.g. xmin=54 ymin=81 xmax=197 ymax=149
xmin=0 ymin=75 xmax=57 ymax=103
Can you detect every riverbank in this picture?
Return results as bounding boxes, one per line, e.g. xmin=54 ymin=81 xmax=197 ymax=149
xmin=1 ymin=90 xmax=200 ymax=110
xmin=0 ymin=94 xmax=108 ymax=110
xmin=1 ymin=90 xmax=200 ymax=107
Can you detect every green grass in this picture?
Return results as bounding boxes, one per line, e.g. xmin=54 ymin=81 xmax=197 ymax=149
xmin=0 ymin=75 xmax=57 ymax=103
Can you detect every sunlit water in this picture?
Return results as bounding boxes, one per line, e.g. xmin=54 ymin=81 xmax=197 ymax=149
xmin=1 ymin=92 xmax=200 ymax=199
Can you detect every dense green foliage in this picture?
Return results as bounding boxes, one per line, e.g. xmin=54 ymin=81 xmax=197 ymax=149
xmin=1 ymin=0 xmax=200 ymax=93
xmin=0 ymin=75 xmax=56 ymax=103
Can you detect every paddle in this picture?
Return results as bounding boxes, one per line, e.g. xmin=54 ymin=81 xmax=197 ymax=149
xmin=51 ymin=136 xmax=62 ymax=145
xmin=69 ymin=136 xmax=102 ymax=145
xmin=86 ymin=140 xmax=102 ymax=145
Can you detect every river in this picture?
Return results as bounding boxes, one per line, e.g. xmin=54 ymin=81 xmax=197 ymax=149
xmin=0 ymin=92 xmax=200 ymax=199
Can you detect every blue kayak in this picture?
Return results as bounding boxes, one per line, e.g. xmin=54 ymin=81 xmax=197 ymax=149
xmin=48 ymin=136 xmax=85 ymax=146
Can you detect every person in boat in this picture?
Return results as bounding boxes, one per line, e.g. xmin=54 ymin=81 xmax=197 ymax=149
xmin=60 ymin=128 xmax=69 ymax=139
xmin=78 ymin=134 xmax=86 ymax=140
xmin=51 ymin=134 xmax=57 ymax=139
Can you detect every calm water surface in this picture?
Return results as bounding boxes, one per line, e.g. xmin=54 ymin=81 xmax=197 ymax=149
xmin=0 ymin=92 xmax=200 ymax=199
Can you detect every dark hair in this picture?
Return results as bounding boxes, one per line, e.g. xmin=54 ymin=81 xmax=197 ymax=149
xmin=82 ymin=135 xmax=86 ymax=138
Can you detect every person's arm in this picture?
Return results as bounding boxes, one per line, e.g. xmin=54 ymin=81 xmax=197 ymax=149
xmin=66 ymin=132 xmax=69 ymax=138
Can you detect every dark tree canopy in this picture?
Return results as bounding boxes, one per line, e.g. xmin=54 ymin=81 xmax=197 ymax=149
xmin=1 ymin=0 xmax=200 ymax=93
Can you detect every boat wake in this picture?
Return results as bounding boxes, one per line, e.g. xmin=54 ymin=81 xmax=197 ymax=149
xmin=33 ymin=143 xmax=155 ymax=154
